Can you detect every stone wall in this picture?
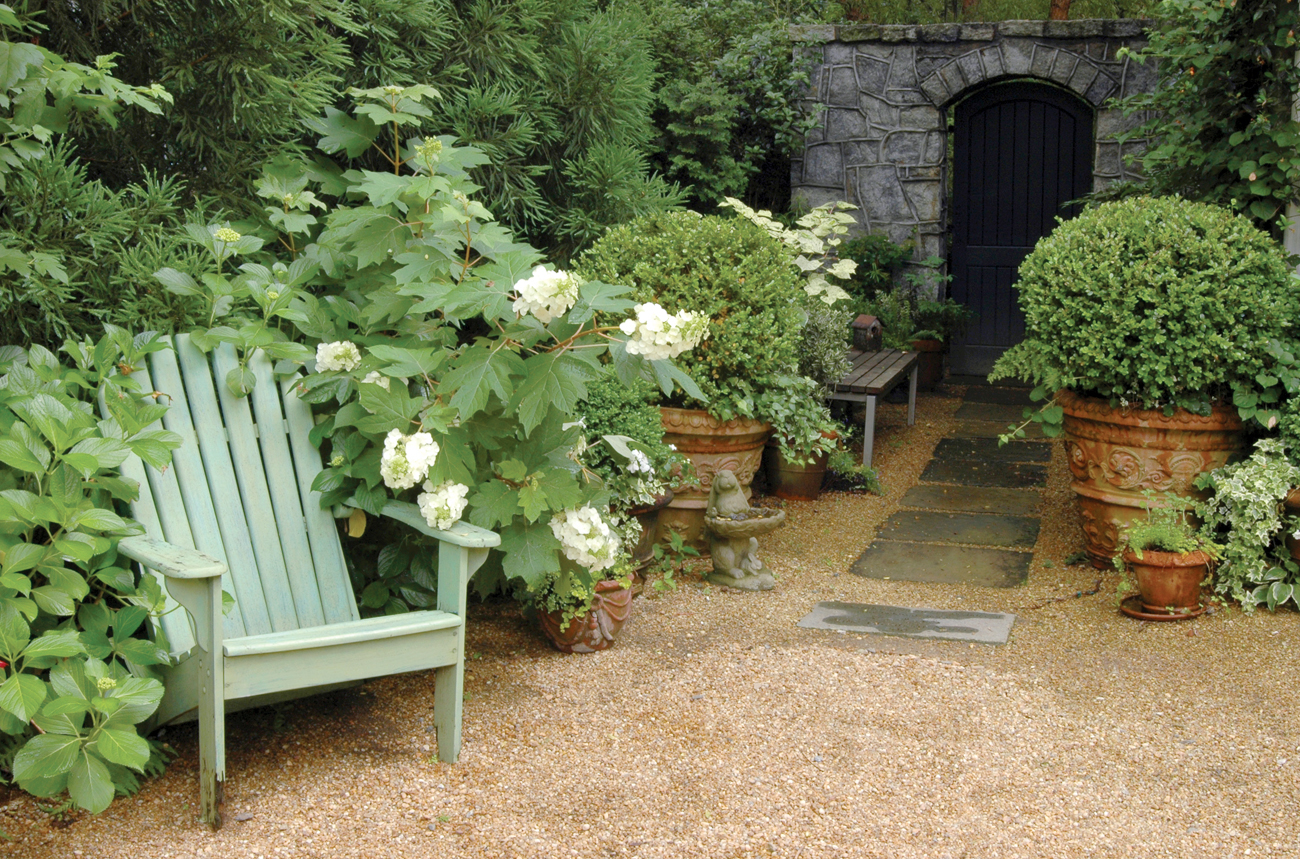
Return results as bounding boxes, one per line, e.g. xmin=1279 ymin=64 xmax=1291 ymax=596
xmin=791 ymin=19 xmax=1157 ymax=263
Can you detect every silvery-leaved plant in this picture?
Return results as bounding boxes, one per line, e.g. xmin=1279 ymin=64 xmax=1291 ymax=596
xmin=721 ymin=197 xmax=858 ymax=305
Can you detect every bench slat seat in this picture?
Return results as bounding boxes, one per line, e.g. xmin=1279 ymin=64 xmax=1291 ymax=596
xmin=825 ymin=348 xmax=919 ymax=467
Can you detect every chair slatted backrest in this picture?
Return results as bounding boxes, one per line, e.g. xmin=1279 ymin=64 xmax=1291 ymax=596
xmin=120 ymin=335 xmax=359 ymax=654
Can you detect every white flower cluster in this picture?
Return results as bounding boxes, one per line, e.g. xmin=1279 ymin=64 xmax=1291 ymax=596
xmin=380 ymin=429 xmax=440 ymax=490
xmin=362 ymin=371 xmax=390 ymax=390
xmin=619 ymin=303 xmax=709 ymax=361
xmin=550 ymin=505 xmax=621 ymax=573
xmin=316 ymin=341 xmax=362 ymax=372
xmin=626 ymin=449 xmax=654 ymax=475
xmin=418 ymin=480 xmax=470 ymax=530
xmin=512 ymin=266 xmax=582 ymax=324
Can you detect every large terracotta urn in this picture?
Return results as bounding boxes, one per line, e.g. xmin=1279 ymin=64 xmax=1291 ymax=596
xmin=1059 ymin=390 xmax=1244 ymax=569
xmin=659 ymin=407 xmax=772 ymax=549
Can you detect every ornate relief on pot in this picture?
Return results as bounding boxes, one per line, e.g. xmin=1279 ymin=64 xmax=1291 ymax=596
xmin=1066 ymin=440 xmax=1215 ymax=496
xmin=673 ymin=451 xmax=763 ymax=497
xmin=1078 ymin=506 xmax=1121 ymax=558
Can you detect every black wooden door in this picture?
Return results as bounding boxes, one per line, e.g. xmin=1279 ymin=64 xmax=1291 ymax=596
xmin=949 ymin=82 xmax=1094 ymax=376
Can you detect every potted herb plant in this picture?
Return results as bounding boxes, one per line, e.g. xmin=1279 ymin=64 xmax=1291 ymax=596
xmin=1114 ymin=496 xmax=1222 ymax=620
xmin=759 ymin=376 xmax=842 ymax=501
xmin=991 ymin=195 xmax=1297 ymax=567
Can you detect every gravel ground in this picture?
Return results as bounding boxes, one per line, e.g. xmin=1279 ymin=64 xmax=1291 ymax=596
xmin=2 ymin=386 xmax=1299 ymax=858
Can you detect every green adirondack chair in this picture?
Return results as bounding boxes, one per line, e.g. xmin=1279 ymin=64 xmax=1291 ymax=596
xmin=106 ymin=335 xmax=499 ymax=828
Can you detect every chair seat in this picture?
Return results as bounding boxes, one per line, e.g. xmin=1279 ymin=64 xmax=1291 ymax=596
xmin=223 ymin=610 xmax=462 ymax=658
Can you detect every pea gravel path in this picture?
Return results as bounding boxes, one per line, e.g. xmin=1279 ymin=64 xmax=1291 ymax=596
xmin=2 ymin=388 xmax=1298 ymax=859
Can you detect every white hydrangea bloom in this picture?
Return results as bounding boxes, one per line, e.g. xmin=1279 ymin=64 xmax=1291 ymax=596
xmin=361 ymin=371 xmax=391 ymax=390
xmin=626 ymin=449 xmax=654 ymax=475
xmin=619 ymin=303 xmax=709 ymax=361
xmin=380 ymin=429 xmax=440 ymax=490
xmin=550 ymin=505 xmax=621 ymax=573
xmin=418 ymin=480 xmax=470 ymax=530
xmin=316 ymin=341 xmax=362 ymax=372
xmin=512 ymin=266 xmax=582 ymax=324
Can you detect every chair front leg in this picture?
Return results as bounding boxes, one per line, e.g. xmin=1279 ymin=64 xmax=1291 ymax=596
xmin=166 ymin=575 xmax=226 ymax=828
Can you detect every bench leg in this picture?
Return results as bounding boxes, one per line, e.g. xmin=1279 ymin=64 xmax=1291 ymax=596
xmin=907 ymin=364 xmax=918 ymax=426
xmin=863 ymin=395 xmax=877 ymax=468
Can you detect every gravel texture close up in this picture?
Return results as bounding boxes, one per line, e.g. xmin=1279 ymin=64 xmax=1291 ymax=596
xmin=1 ymin=387 xmax=1298 ymax=858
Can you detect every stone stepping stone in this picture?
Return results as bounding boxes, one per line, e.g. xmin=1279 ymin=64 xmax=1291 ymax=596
xmin=798 ymin=601 xmax=1016 ymax=645
xmin=900 ymin=485 xmax=1042 ymax=517
xmin=948 ymin=418 xmax=1049 ymax=440
xmin=851 ymin=541 xmax=1031 ymax=588
xmin=961 ymin=386 xmax=1037 ymax=406
xmin=954 ymin=401 xmax=1031 ymax=422
xmin=932 ymin=437 xmax=1050 ymax=463
xmin=920 ymin=457 xmax=1047 ymax=488
xmin=878 ymin=510 xmax=1040 ymax=549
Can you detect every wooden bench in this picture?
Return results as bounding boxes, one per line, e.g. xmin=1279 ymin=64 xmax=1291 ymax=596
xmin=825 ymin=348 xmax=919 ymax=467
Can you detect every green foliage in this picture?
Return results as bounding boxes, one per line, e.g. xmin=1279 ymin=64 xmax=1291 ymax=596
xmin=1114 ymin=0 xmax=1300 ymax=232
xmin=576 ymin=374 xmax=684 ymax=508
xmin=760 ymin=375 xmax=840 ymax=465
xmin=576 ymin=210 xmax=805 ymax=422
xmin=826 ymin=447 xmax=883 ymax=494
xmin=990 ymin=196 xmax=1297 ymax=430
xmin=797 ymin=297 xmax=852 ymax=392
xmin=834 ymin=0 xmax=1158 ymax=24
xmin=1195 ymin=438 xmax=1300 ymax=611
xmin=0 ymin=330 xmax=182 ymax=814
xmin=838 ymin=233 xmax=913 ymax=300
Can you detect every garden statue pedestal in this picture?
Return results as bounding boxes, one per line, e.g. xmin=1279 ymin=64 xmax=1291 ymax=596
xmin=702 ymin=469 xmax=786 ymax=591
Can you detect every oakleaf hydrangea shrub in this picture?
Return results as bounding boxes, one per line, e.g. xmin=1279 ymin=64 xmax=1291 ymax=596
xmin=991 ymin=196 xmax=1297 ymax=419
xmin=577 ymin=211 xmax=804 ymax=421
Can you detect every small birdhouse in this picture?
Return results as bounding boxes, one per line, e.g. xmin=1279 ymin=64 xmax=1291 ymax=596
xmin=851 ymin=314 xmax=883 ymax=352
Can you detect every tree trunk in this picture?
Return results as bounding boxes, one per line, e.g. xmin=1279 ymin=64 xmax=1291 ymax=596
xmin=1049 ymin=0 xmax=1071 ymax=19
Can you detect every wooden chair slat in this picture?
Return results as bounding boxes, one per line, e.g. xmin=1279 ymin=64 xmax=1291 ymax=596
xmin=248 ymin=354 xmax=325 ymax=629
xmin=209 ymin=344 xmax=300 ymax=633
xmin=174 ymin=336 xmax=275 ymax=637
xmin=278 ymin=377 xmax=358 ymax=625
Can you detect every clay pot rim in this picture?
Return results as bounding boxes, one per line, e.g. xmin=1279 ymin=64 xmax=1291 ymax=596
xmin=626 ymin=490 xmax=674 ymax=517
xmin=908 ymin=338 xmax=944 ymax=352
xmin=1056 ymin=389 xmax=1242 ymax=429
xmin=1121 ymin=546 xmax=1216 ymax=567
xmin=660 ymin=405 xmax=772 ymax=433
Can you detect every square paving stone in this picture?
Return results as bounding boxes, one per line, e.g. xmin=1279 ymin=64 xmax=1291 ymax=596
xmin=948 ymin=375 xmax=1030 ymax=388
xmin=949 ymin=419 xmax=1049 ymax=441
xmin=932 ymin=437 xmax=1050 ymax=463
xmin=955 ymin=401 xmax=1034 ymax=423
xmin=900 ymin=485 xmax=1042 ymax=517
xmin=851 ymin=541 xmax=1031 ymax=588
xmin=920 ymin=457 xmax=1047 ymax=488
xmin=878 ymin=510 xmax=1040 ymax=548
xmin=961 ymin=386 xmax=1037 ymax=406
xmin=798 ymin=601 xmax=1016 ymax=645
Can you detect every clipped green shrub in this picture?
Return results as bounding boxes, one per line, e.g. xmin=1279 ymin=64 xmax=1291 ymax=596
xmin=990 ymin=196 xmax=1297 ymax=415
xmin=576 ymin=210 xmax=804 ymax=420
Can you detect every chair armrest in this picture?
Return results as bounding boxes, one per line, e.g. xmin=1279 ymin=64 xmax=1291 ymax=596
xmin=117 ymin=535 xmax=228 ymax=579
xmin=351 ymin=497 xmax=501 ymax=549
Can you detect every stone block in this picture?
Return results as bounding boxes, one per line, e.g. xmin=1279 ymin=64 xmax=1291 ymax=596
xmin=900 ymin=105 xmax=942 ymax=130
xmin=790 ymin=24 xmax=834 ymax=42
xmin=888 ymin=88 xmax=930 ymax=105
xmin=1068 ymin=62 xmax=1100 ymax=99
xmin=790 ymin=158 xmax=803 ymax=185
xmin=856 ymin=165 xmax=912 ymax=226
xmin=881 ymin=25 xmax=920 ymax=43
xmin=938 ymin=61 xmax=966 ymax=95
xmin=803 ymin=120 xmax=825 ymax=145
xmin=903 ymin=180 xmax=942 ymax=222
xmin=1045 ymin=19 xmax=1104 ymax=38
xmin=957 ymin=51 xmax=985 ymax=88
xmin=904 ymin=165 xmax=942 ymax=180
xmin=1105 ymin=19 xmax=1151 ymax=38
xmin=1085 ymin=73 xmax=1120 ymax=107
xmin=1001 ymin=40 xmax=1033 ymax=75
xmin=859 ymin=94 xmax=899 ymax=128
xmin=1095 ymin=107 xmax=1144 ymax=139
xmin=856 ymin=42 xmax=895 ymax=60
xmin=959 ymin=23 xmax=996 ymax=41
xmin=1049 ymin=51 xmax=1079 ymax=86
xmin=826 ymin=108 xmax=870 ymax=141
xmin=1121 ymin=140 xmax=1150 ymax=173
xmin=919 ymin=23 xmax=960 ymax=42
xmin=856 ymin=56 xmax=891 ymax=94
xmin=825 ymin=43 xmax=855 ymax=65
xmin=1094 ymin=141 xmax=1121 ymax=177
xmin=844 ymin=140 xmax=879 ymax=166
xmin=915 ymin=58 xmax=947 ymax=81
xmin=881 ymin=130 xmax=928 ymax=165
xmin=998 ymin=20 xmax=1046 ymax=38
xmin=922 ymin=130 xmax=945 ymax=165
xmin=803 ymin=143 xmax=845 ymax=187
xmin=1122 ymin=57 xmax=1158 ymax=95
xmin=1029 ymin=45 xmax=1056 ymax=79
xmin=917 ymin=43 xmax=966 ymax=60
xmin=837 ymin=24 xmax=883 ymax=43
xmin=886 ymin=221 xmax=920 ymax=245
xmin=793 ymin=185 xmax=851 ymax=213
xmin=886 ymin=47 xmax=918 ymax=87
xmin=919 ymin=74 xmax=950 ymax=107
xmin=828 ymin=66 xmax=859 ymax=107
xmin=980 ymin=46 xmax=1005 ymax=79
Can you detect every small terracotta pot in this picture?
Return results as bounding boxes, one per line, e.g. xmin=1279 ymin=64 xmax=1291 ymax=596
xmin=762 ymin=431 xmax=837 ymax=501
xmin=1122 ymin=547 xmax=1212 ymax=614
xmin=537 ymin=579 xmax=633 ymax=654
xmin=1283 ymin=488 xmax=1300 ymax=562
xmin=908 ymin=338 xmax=944 ymax=391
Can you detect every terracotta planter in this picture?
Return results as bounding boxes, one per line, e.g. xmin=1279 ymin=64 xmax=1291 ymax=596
xmin=1283 ymin=488 xmax=1300 ymax=562
xmin=908 ymin=338 xmax=944 ymax=391
xmin=626 ymin=491 xmax=673 ymax=595
xmin=762 ymin=433 xmax=835 ymax=501
xmin=1059 ymin=390 xmax=1244 ymax=569
xmin=659 ymin=407 xmax=771 ymax=549
xmin=1120 ymin=547 xmax=1212 ymax=618
xmin=537 ymin=579 xmax=633 ymax=653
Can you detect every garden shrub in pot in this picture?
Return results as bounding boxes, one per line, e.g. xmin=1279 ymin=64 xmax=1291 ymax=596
xmin=991 ymin=195 xmax=1298 ymax=566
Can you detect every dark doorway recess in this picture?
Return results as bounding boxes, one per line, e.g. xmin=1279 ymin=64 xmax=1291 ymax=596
xmin=948 ymin=81 xmax=1094 ymax=376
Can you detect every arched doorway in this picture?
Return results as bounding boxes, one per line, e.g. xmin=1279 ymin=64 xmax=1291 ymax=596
xmin=948 ymin=81 xmax=1095 ymax=376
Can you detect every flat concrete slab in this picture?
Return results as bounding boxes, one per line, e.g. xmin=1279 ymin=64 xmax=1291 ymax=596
xmin=798 ymin=601 xmax=1016 ymax=645
xmin=851 ymin=540 xmax=1031 ymax=588
xmin=955 ymin=401 xmax=1031 ymax=422
xmin=878 ymin=510 xmax=1040 ymax=548
xmin=948 ymin=375 xmax=1031 ymax=388
xmin=932 ymin=437 xmax=1050 ymax=463
xmin=920 ymin=457 xmax=1047 ymax=488
xmin=949 ymin=419 xmax=1049 ymax=441
xmin=900 ymin=484 xmax=1042 ymax=517
xmin=961 ymin=386 xmax=1037 ymax=406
